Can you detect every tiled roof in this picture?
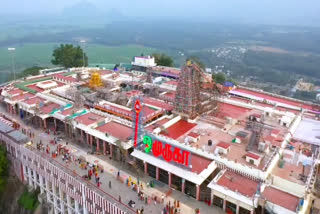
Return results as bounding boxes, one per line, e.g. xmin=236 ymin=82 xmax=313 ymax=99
xmin=246 ymin=152 xmax=260 ymax=160
xmin=262 ymin=187 xmax=300 ymax=212
xmin=96 ymin=121 xmax=132 ymax=141
xmin=160 ymin=120 xmax=196 ymax=140
xmin=188 ymin=132 xmax=200 ymax=138
xmin=217 ymin=170 xmax=259 ymax=198
xmin=216 ymin=142 xmax=231 ymax=149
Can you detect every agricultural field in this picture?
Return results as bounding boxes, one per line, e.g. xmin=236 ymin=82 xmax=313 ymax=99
xmin=0 ymin=43 xmax=156 ymax=83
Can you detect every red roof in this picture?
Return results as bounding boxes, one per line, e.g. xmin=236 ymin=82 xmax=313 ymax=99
xmin=143 ymin=97 xmax=174 ymax=111
xmin=7 ymin=88 xmax=24 ymax=95
xmin=146 ymin=118 xmax=170 ymax=132
xmin=265 ymin=135 xmax=275 ymax=143
xmin=74 ymin=112 xmax=104 ymax=126
xmin=216 ymin=102 xmax=251 ymax=119
xmin=54 ymin=74 xmax=77 ymax=83
xmin=217 ymin=170 xmax=259 ymax=197
xmin=188 ymin=132 xmax=200 ymax=138
xmin=262 ymin=187 xmax=299 ymax=212
xmin=160 ymin=120 xmax=196 ymax=140
xmin=271 ymin=129 xmax=281 ymax=135
xmin=246 ymin=152 xmax=260 ymax=160
xmin=40 ymin=103 xmax=60 ymax=114
xmin=234 ymin=88 xmax=313 ymax=110
xmin=125 ymin=90 xmax=142 ymax=97
xmin=191 ymin=154 xmax=211 ymax=174
xmin=12 ymin=93 xmax=34 ymax=101
xmin=96 ymin=121 xmax=132 ymax=141
xmin=61 ymin=108 xmax=75 ymax=116
xmin=22 ymin=97 xmax=45 ymax=105
xmin=165 ymin=81 xmax=178 ymax=86
xmin=217 ymin=142 xmax=231 ymax=149
xmin=27 ymin=84 xmax=44 ymax=92
xmin=162 ymin=92 xmax=176 ymax=99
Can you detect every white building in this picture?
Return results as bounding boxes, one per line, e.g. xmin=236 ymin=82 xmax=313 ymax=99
xmin=132 ymin=56 xmax=156 ymax=67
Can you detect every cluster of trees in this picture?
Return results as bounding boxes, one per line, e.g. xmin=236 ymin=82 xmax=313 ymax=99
xmin=152 ymin=53 xmax=174 ymax=67
xmin=0 ymin=145 xmax=9 ymax=194
xmin=17 ymin=66 xmax=46 ymax=78
xmin=52 ymin=44 xmax=88 ymax=68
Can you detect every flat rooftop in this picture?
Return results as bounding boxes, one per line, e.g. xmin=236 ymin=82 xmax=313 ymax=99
xmin=160 ymin=120 xmax=197 ymax=140
xmin=215 ymin=102 xmax=252 ymax=120
xmin=23 ymin=97 xmax=46 ymax=105
xmin=262 ymin=186 xmax=300 ymax=212
xmin=215 ymin=170 xmax=259 ymax=198
xmin=272 ymin=161 xmax=311 ymax=185
xmin=96 ymin=121 xmax=132 ymax=142
xmin=40 ymin=103 xmax=61 ymax=114
xmin=231 ymin=88 xmax=313 ymax=110
xmin=74 ymin=112 xmax=104 ymax=126
xmin=293 ymin=118 xmax=320 ymax=145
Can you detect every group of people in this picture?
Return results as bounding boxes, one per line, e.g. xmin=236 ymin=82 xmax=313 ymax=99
xmin=162 ymin=199 xmax=181 ymax=214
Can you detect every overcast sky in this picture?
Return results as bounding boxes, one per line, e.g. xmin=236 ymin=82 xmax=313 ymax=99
xmin=1 ymin=0 xmax=320 ymax=26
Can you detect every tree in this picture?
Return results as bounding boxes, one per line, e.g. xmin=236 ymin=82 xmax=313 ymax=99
xmin=187 ymin=56 xmax=206 ymax=70
xmin=213 ymin=72 xmax=226 ymax=84
xmin=152 ymin=53 xmax=174 ymax=67
xmin=51 ymin=44 xmax=88 ymax=68
xmin=18 ymin=66 xmax=46 ymax=78
xmin=0 ymin=145 xmax=9 ymax=193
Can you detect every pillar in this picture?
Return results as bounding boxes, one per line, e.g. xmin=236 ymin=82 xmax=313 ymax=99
xmin=86 ymin=133 xmax=90 ymax=145
xmin=43 ymin=118 xmax=47 ymax=130
xmin=156 ymin=167 xmax=159 ymax=180
xmin=181 ymin=178 xmax=185 ymax=194
xmin=96 ymin=138 xmax=100 ymax=151
xmin=82 ymin=189 xmax=88 ymax=214
xmin=54 ymin=118 xmax=57 ymax=132
xmin=168 ymin=172 xmax=172 ymax=187
xmin=28 ymin=167 xmax=33 ymax=188
xmin=67 ymin=195 xmax=72 ymax=214
xmin=53 ymin=183 xmax=58 ymax=211
xmin=103 ymin=141 xmax=106 ymax=155
xmin=74 ymin=186 xmax=79 ymax=213
xmin=59 ymin=186 xmax=65 ymax=213
xmin=196 ymin=184 xmax=200 ymax=201
xmin=39 ymin=175 xmax=44 ymax=194
xmin=81 ymin=129 xmax=84 ymax=141
xmin=144 ymin=162 xmax=148 ymax=175
xmin=90 ymin=135 xmax=93 ymax=147
xmin=211 ymin=191 xmax=214 ymax=206
xmin=236 ymin=204 xmax=240 ymax=214
xmin=46 ymin=180 xmax=51 ymax=202
xmin=110 ymin=144 xmax=113 ymax=157
xmin=39 ymin=117 xmax=43 ymax=129
xmin=250 ymin=209 xmax=254 ymax=214
xmin=223 ymin=199 xmax=226 ymax=212
xmin=6 ymin=103 xmax=10 ymax=113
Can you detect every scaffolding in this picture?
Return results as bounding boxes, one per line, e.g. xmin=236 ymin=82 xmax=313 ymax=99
xmin=174 ymin=60 xmax=220 ymax=119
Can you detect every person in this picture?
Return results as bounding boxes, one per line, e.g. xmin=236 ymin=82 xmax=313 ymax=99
xmin=119 ymin=195 xmax=121 ymax=203
xmin=109 ymin=181 xmax=111 ymax=189
xmin=117 ymin=170 xmax=120 ymax=177
xmin=162 ymin=194 xmax=165 ymax=203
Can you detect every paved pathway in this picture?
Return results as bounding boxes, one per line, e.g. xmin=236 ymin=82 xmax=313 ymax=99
xmin=1 ymin=104 xmax=225 ymax=214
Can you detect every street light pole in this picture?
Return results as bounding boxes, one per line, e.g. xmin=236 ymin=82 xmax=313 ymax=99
xmin=80 ymin=40 xmax=86 ymax=67
xmin=8 ymin=48 xmax=16 ymax=82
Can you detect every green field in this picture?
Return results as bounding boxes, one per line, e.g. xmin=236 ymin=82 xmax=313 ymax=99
xmin=0 ymin=43 xmax=156 ymax=83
